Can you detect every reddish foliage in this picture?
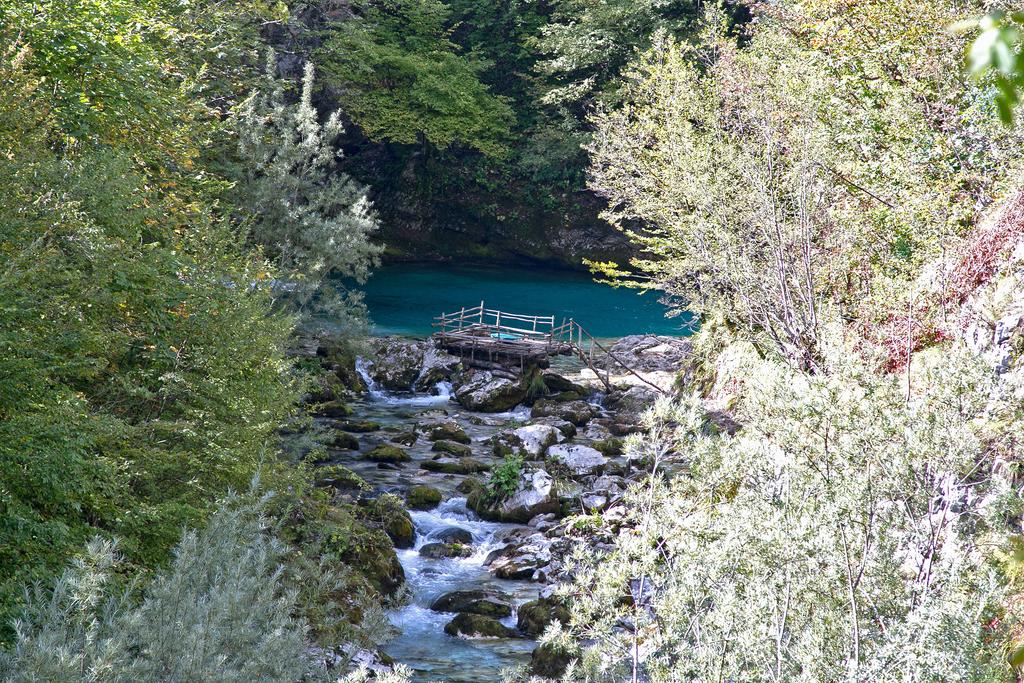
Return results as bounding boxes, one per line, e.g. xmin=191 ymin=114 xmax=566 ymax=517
xmin=947 ymin=190 xmax=1024 ymax=305
xmin=872 ymin=303 xmax=948 ymax=373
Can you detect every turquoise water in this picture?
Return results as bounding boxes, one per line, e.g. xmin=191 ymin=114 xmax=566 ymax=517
xmin=358 ymin=264 xmax=692 ymax=338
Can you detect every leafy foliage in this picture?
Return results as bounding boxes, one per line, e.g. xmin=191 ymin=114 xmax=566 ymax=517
xmin=234 ymin=54 xmax=382 ymax=318
xmin=556 ymin=349 xmax=1016 ymax=681
xmin=0 ymin=499 xmax=310 ymax=682
xmin=317 ymin=0 xmax=515 ymax=156
xmin=963 ymin=11 xmax=1024 ymax=124
xmin=486 ymin=454 xmax=524 ymax=503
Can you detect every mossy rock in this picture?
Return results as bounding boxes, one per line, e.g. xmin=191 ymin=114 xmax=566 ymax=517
xmin=313 ymin=465 xmax=369 ymax=491
xmin=432 ymin=439 xmax=473 ymax=457
xmin=316 ymin=400 xmax=353 ymax=418
xmin=443 ymin=613 xmax=517 ymax=639
xmin=362 ymin=494 xmax=416 ymax=548
xmin=592 ymin=437 xmax=625 ymax=457
xmin=430 ymin=590 xmax=513 ymax=618
xmin=364 ymin=444 xmax=411 ymax=464
xmin=542 ymin=372 xmax=588 ymax=395
xmin=421 ymin=457 xmax=489 ymax=474
xmin=457 ymin=477 xmax=483 ymax=494
xmin=406 ymin=485 xmax=443 ymax=510
xmin=427 ymin=421 xmax=470 ymax=444
xmin=317 ymin=341 xmax=368 ymax=393
xmin=311 ymin=505 xmax=405 ymax=596
xmin=391 ymin=430 xmax=418 ymax=446
xmin=419 ymin=542 xmax=473 ymax=559
xmin=338 ymin=419 xmax=381 ymax=433
xmin=304 ymin=371 xmax=347 ymax=403
xmin=517 ymin=597 xmax=570 ymax=636
xmin=330 ymin=431 xmax=360 ymax=450
xmin=530 ymin=642 xmax=574 ymax=679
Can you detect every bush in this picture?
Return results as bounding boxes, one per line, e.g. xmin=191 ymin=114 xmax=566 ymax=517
xmin=485 ymin=455 xmax=524 ymax=503
xmin=0 ymin=498 xmax=310 ymax=683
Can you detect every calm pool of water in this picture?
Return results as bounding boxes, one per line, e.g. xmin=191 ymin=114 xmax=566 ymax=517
xmin=356 ymin=264 xmax=692 ymax=338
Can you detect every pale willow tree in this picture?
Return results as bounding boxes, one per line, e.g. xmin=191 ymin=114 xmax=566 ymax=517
xmin=0 ymin=501 xmax=309 ymax=683
xmin=236 ymin=54 xmax=382 ymax=321
xmin=587 ymin=29 xmax=844 ymax=372
xmin=551 ymin=350 xmax=1015 ymax=683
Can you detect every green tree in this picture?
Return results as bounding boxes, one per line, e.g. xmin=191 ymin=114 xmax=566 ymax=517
xmin=317 ymin=0 xmax=515 ymax=156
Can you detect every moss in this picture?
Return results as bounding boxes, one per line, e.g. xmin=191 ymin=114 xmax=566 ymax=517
xmin=443 ymin=613 xmax=517 ymax=639
xmin=406 ymin=485 xmax=443 ymax=510
xmin=316 ymin=400 xmax=353 ymax=418
xmin=427 ymin=421 xmax=470 ymax=443
xmin=419 ymin=542 xmax=473 ymax=559
xmin=330 ymin=431 xmax=360 ymax=450
xmin=421 ymin=457 xmax=489 ymax=474
xmin=517 ymin=597 xmax=570 ymax=636
xmin=592 ymin=437 xmax=625 ymax=457
xmin=361 ymin=494 xmax=416 ymax=549
xmin=364 ymin=444 xmax=411 ymax=463
xmin=431 ymin=439 xmax=473 ymax=457
xmin=313 ymin=465 xmax=369 ymax=491
xmin=337 ymin=419 xmax=381 ymax=433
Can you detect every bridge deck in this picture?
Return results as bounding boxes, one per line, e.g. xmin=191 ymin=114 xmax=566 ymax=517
xmin=431 ymin=302 xmax=667 ymax=395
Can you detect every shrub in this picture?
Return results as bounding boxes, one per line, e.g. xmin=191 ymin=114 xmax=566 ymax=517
xmin=486 ymin=455 xmax=524 ymax=503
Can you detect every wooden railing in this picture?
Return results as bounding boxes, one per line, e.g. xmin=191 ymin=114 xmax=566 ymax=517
xmin=432 ymin=302 xmax=667 ymax=395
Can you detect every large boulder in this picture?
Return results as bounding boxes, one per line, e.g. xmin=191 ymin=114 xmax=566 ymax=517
xmin=547 ymin=444 xmax=608 ymax=476
xmin=530 ymin=643 xmax=574 ymax=679
xmin=414 ymin=341 xmax=462 ymax=391
xmin=432 ymin=439 xmax=473 ymax=457
xmin=602 ymin=335 xmax=691 ymax=373
xmin=364 ymin=444 xmax=411 ymax=464
xmin=425 ymin=420 xmax=470 ymax=444
xmin=486 ymin=538 xmax=552 ymax=580
xmin=421 ymin=457 xmax=490 ymax=474
xmin=517 ymin=597 xmax=570 ymax=636
xmin=406 ymin=485 xmax=442 ymax=510
xmin=430 ymin=589 xmax=513 ymax=618
xmin=470 ymin=469 xmax=558 ymax=523
xmin=434 ymin=526 xmax=474 ymax=544
xmin=444 ymin=613 xmax=517 ymax=639
xmin=419 ymin=542 xmax=472 ymax=559
xmin=369 ymin=337 xmax=425 ymax=390
xmin=453 ymin=369 xmax=528 ymax=412
xmin=511 ymin=424 xmax=564 ymax=458
xmin=531 ymin=399 xmax=598 ymax=426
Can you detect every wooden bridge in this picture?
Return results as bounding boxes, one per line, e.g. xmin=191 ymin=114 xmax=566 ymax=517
xmin=431 ymin=302 xmax=665 ymax=393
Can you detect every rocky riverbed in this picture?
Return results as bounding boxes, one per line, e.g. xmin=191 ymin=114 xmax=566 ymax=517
xmin=300 ymin=334 xmax=689 ymax=681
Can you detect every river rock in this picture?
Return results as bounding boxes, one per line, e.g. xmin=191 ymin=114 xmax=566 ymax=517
xmin=426 ymin=420 xmax=470 ymax=444
xmin=605 ymin=384 xmax=662 ymax=421
xmin=530 ymin=399 xmax=598 ymax=426
xmin=443 ymin=613 xmax=517 ymax=639
xmin=432 ymin=439 xmax=473 ymax=457
xmin=406 ymin=485 xmax=442 ymax=510
xmin=414 ymin=341 xmax=462 ymax=391
xmin=542 ymin=372 xmax=589 ymax=396
xmin=602 ymin=334 xmax=691 ymax=372
xmin=421 ymin=457 xmax=490 ymax=474
xmin=512 ymin=424 xmax=563 ymax=458
xmin=435 ymin=526 xmax=473 ymax=544
xmin=330 ymin=431 xmax=360 ymax=450
xmin=369 ymin=337 xmax=426 ymax=390
xmin=487 ymin=539 xmax=552 ymax=580
xmin=547 ymin=444 xmax=608 ymax=476
xmin=336 ymin=419 xmax=381 ymax=433
xmin=364 ymin=444 xmax=411 ymax=464
xmin=469 ymin=469 xmax=558 ymax=522
xmin=517 ymin=597 xmax=570 ymax=636
xmin=530 ymin=643 xmax=574 ymax=678
xmin=316 ymin=400 xmax=353 ymax=418
xmin=419 ymin=542 xmax=472 ymax=559
xmin=453 ymin=369 xmax=528 ymax=412
xmin=530 ymin=416 xmax=577 ymax=438
xmin=430 ymin=589 xmax=513 ymax=618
